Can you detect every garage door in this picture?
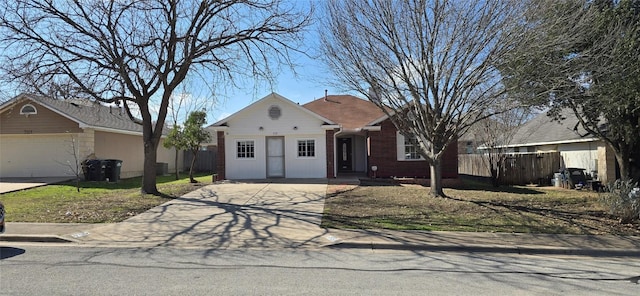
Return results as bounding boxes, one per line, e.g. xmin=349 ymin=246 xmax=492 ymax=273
xmin=0 ymin=135 xmax=76 ymax=178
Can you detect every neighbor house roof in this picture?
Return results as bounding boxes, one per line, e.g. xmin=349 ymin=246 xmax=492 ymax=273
xmin=508 ymin=109 xmax=599 ymax=147
xmin=303 ymin=95 xmax=385 ymax=130
xmin=0 ymin=93 xmax=146 ymax=135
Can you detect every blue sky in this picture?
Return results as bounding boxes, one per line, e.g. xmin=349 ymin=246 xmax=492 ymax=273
xmin=210 ymin=49 xmax=343 ymax=123
xmin=207 ymin=0 xmax=343 ymax=123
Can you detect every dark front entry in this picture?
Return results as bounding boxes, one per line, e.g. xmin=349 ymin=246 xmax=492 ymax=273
xmin=338 ymin=137 xmax=352 ymax=171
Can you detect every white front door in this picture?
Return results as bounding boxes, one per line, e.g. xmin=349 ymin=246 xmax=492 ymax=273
xmin=266 ymin=137 xmax=285 ymax=178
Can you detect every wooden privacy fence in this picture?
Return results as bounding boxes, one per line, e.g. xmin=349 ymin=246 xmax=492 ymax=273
xmin=458 ymin=152 xmax=561 ymax=185
xmin=183 ymin=150 xmax=217 ymax=173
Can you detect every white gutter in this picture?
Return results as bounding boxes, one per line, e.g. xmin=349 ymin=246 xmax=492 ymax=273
xmin=209 ymin=126 xmax=229 ymax=132
xmin=362 ymin=126 xmax=381 ymax=131
xmin=79 ymin=124 xmax=143 ymax=136
xmin=322 ymin=124 xmax=341 ymax=130
xmin=81 ymin=125 xmax=177 ymax=139
xmin=479 ymin=137 xmax=600 ymax=150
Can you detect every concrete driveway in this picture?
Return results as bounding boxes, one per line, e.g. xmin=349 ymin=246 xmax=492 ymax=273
xmin=0 ymin=177 xmax=73 ymax=194
xmin=74 ymin=180 xmax=332 ymax=249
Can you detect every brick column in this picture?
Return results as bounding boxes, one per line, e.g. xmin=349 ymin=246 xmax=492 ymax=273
xmin=325 ymin=129 xmax=336 ymax=178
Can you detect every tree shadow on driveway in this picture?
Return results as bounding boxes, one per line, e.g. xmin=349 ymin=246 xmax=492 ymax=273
xmin=80 ymin=182 xmax=334 ymax=250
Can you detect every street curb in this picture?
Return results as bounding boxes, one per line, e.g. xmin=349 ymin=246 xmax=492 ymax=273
xmin=0 ymin=235 xmax=74 ymax=244
xmin=326 ymin=242 xmax=640 ymax=257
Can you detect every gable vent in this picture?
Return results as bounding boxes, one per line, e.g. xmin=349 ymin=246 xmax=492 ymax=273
xmin=268 ymin=105 xmax=281 ymax=120
xmin=20 ymin=104 xmax=37 ymax=115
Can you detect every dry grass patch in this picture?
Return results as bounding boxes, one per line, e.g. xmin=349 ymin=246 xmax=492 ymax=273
xmin=322 ymin=179 xmax=640 ymax=235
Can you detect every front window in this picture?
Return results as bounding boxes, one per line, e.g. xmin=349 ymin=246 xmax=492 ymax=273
xmin=297 ymin=139 xmax=315 ymax=157
xmin=237 ymin=140 xmax=255 ymax=158
xmin=404 ymin=136 xmax=421 ymax=160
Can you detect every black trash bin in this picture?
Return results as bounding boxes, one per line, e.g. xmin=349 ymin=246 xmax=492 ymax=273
xmin=104 ymin=159 xmax=123 ymax=182
xmin=83 ymin=159 xmax=106 ymax=181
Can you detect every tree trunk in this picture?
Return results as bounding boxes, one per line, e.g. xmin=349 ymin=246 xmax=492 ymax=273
xmin=142 ymin=139 xmax=159 ymax=195
xmin=429 ymin=159 xmax=445 ymax=197
xmin=174 ymin=149 xmax=180 ymax=180
xmin=189 ymin=149 xmax=198 ymax=183
xmin=615 ymin=145 xmax=631 ymax=181
xmin=490 ymin=166 xmax=500 ymax=187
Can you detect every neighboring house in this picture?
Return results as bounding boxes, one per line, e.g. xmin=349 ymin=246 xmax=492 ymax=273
xmin=458 ymin=125 xmax=485 ymax=155
xmin=501 ymin=109 xmax=617 ymax=183
xmin=0 ymin=93 xmax=182 ymax=179
xmin=457 ymin=118 xmax=507 ymax=155
xmin=209 ymin=93 xmax=458 ymax=180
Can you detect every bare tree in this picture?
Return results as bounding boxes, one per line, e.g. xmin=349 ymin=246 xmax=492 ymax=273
xmin=0 ymin=0 xmax=310 ymax=194
xmin=61 ymin=134 xmax=84 ymax=193
xmin=319 ymin=0 xmax=526 ymax=196
xmin=475 ymin=106 xmax=533 ymax=187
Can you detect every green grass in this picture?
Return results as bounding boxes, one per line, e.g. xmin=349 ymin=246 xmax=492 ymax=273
xmin=1 ymin=173 xmax=212 ymax=223
xmin=323 ymin=179 xmax=640 ymax=235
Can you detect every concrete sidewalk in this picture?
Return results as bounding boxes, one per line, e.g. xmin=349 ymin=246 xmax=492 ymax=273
xmin=3 ymin=221 xmax=640 ymax=257
xmin=323 ymin=229 xmax=640 ymax=257
xmin=2 ymin=180 xmax=640 ymax=256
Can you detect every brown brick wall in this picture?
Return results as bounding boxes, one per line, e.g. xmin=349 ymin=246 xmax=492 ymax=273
xmin=368 ymin=119 xmax=458 ymax=179
xmin=216 ymin=131 xmax=226 ymax=180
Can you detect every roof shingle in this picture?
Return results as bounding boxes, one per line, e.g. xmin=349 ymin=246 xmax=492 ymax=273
xmin=303 ymin=95 xmax=384 ymax=130
xmin=510 ymin=109 xmax=597 ymax=146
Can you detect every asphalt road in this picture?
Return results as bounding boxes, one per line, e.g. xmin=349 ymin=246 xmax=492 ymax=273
xmin=1 ymin=244 xmax=638 ymax=295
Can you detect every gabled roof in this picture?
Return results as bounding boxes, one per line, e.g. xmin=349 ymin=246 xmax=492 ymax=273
xmin=303 ymin=95 xmax=385 ymax=130
xmin=0 ymin=93 xmax=145 ymax=135
xmin=210 ymin=92 xmax=336 ymax=127
xmin=509 ymin=109 xmax=599 ymax=147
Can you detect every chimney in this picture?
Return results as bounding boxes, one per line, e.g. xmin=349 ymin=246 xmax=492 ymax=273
xmin=324 ymin=89 xmax=328 ymax=102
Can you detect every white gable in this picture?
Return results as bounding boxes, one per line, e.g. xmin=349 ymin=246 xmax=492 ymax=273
xmin=215 ymin=93 xmax=334 ymax=136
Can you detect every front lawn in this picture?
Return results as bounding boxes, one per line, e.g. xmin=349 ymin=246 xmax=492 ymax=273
xmin=1 ymin=174 xmax=212 ymax=223
xmin=323 ymin=179 xmax=640 ymax=235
